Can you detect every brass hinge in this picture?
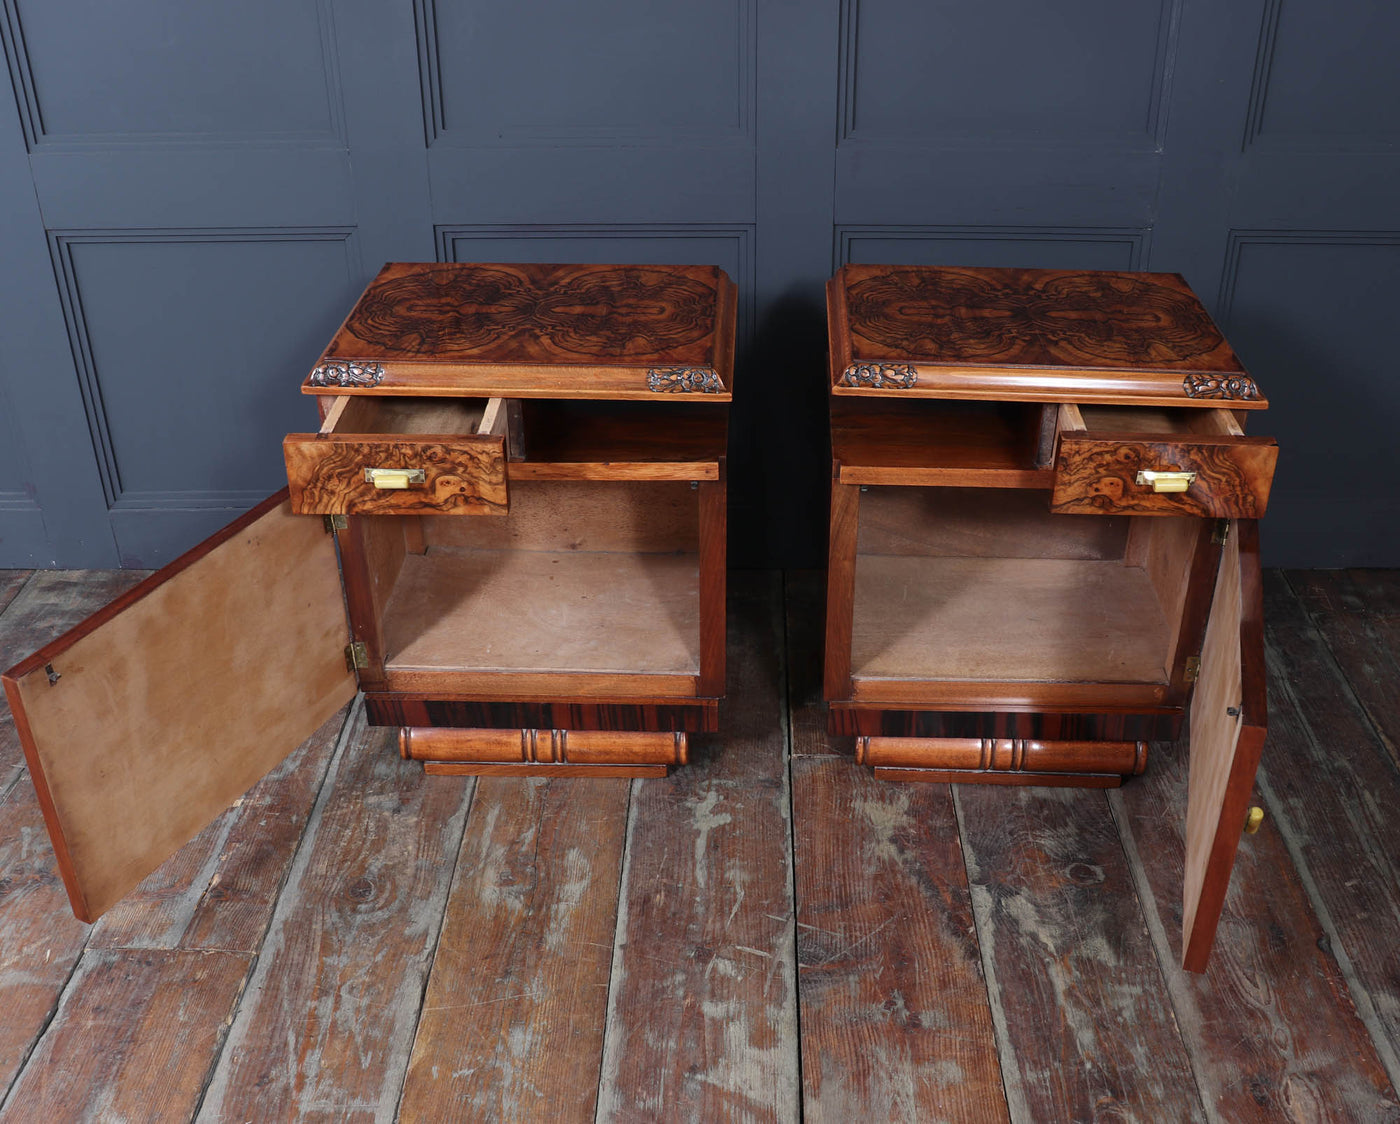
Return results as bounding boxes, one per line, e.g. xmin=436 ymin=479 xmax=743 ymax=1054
xmin=1212 ymin=519 xmax=1230 ymax=545
xmin=344 ymin=641 xmax=368 ymax=671
xmin=1185 ymin=656 xmax=1201 ymax=683
xmin=323 ymin=513 xmax=347 ymax=533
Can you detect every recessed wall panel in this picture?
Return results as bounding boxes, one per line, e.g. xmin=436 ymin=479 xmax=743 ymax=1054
xmin=840 ymin=229 xmax=1144 ymax=272
xmin=1245 ymin=1 xmax=1400 ymax=150
xmin=1221 ymin=234 xmax=1400 ymax=563
xmin=425 ymin=0 xmax=750 ymax=141
xmin=58 ymin=234 xmax=358 ymax=505
xmin=12 ymin=0 xmax=339 ymax=143
xmin=841 ymin=0 xmax=1174 ymax=144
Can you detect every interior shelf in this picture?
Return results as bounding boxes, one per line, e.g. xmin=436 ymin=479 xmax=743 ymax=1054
xmin=850 ymin=554 xmax=1171 ymax=686
xmin=832 ymin=399 xmax=1052 ymax=488
xmin=511 ymin=399 xmax=727 ymax=481
xmin=382 ymin=547 xmax=701 ymax=677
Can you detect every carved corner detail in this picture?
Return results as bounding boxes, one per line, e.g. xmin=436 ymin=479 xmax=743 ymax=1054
xmin=840 ymin=363 xmax=918 ymax=389
xmin=1182 ymin=372 xmax=1260 ymax=401
xmin=647 ymin=367 xmax=724 ymax=393
xmin=309 ymin=360 xmax=386 ymax=388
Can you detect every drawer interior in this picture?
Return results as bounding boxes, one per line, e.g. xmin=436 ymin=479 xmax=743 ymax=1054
xmin=850 ymin=486 xmax=1202 ymax=693
xmin=1062 ymin=404 xmax=1245 ymax=437
xmin=320 ymin=395 xmax=501 ymax=438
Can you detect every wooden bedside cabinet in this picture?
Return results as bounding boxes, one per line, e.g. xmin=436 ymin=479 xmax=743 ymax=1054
xmin=3 ymin=262 xmax=734 ymax=923
xmin=822 ymin=265 xmax=1277 ymax=970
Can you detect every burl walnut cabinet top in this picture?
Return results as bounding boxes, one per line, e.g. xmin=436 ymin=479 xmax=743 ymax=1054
xmin=828 ymin=265 xmax=1265 ymax=409
xmin=307 ymin=262 xmax=737 ymax=401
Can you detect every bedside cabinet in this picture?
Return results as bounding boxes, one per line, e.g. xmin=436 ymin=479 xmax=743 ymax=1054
xmin=3 ymin=262 xmax=734 ymax=923
xmin=822 ymin=265 xmax=1277 ymax=970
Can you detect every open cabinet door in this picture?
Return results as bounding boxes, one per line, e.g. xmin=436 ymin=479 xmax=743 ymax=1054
xmin=2 ymin=491 xmax=356 ymax=923
xmin=1181 ymin=519 xmax=1267 ymax=972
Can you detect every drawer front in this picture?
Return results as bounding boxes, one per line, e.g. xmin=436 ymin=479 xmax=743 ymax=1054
xmin=284 ymin=433 xmax=508 ymax=515
xmin=1051 ymin=434 xmax=1276 ymax=518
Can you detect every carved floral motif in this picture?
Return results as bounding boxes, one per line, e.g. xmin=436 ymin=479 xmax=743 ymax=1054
xmin=1182 ymin=373 xmax=1261 ymax=401
xmin=308 ymin=360 xmax=386 ymax=388
xmin=839 ymin=363 xmax=919 ymax=389
xmin=646 ymin=367 xmax=724 ymax=393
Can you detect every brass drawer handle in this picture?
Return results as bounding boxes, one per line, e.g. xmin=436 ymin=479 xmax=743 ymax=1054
xmin=363 ymin=467 xmax=426 ymax=490
xmin=1136 ymin=469 xmax=1196 ymax=493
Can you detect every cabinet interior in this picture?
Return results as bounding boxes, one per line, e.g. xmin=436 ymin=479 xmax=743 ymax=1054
xmin=357 ymin=480 xmax=702 ymax=685
xmin=851 ymin=486 xmax=1199 ymax=695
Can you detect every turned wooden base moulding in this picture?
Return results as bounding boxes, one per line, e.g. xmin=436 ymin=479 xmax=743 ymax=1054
xmin=3 ymin=261 xmax=734 ymax=924
xmin=824 ymin=264 xmax=1278 ymax=971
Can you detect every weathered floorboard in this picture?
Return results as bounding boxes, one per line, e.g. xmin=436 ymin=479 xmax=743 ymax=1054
xmin=398 ymin=777 xmax=629 ymax=1122
xmin=794 ymin=758 xmax=1007 ymax=1122
xmin=0 ymin=573 xmax=30 ymax=619
xmin=0 ymin=778 xmax=93 ymax=1099
xmin=955 ymin=784 xmax=1204 ymax=1121
xmin=196 ymin=710 xmax=472 ymax=1122
xmin=785 ymin=570 xmax=838 ymax=758
xmin=1256 ymin=572 xmax=1400 ymax=1085
xmin=596 ymin=573 xmax=799 ymax=1121
xmin=0 ymin=948 xmax=251 ymax=1123
xmin=1288 ymin=570 xmax=1400 ymax=772
xmin=1113 ymin=739 xmax=1400 ymax=1121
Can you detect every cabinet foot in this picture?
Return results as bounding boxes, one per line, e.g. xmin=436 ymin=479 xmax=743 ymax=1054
xmin=400 ymin=726 xmax=686 ymax=777
xmin=857 ymin=736 xmax=1147 ymax=788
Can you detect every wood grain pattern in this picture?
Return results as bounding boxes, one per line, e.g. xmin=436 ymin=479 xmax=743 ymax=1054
xmin=398 ymin=778 xmax=630 ymax=1122
xmin=197 ymin=716 xmax=472 ymax=1121
xmin=2 ymin=949 xmax=252 ymax=1122
xmin=828 ymin=702 xmax=1182 ymax=742
xmin=794 ymin=758 xmax=1008 ymax=1121
xmin=1114 ymin=733 xmax=1400 ymax=1120
xmin=856 ymin=735 xmax=1146 ymax=777
xmin=1287 ymin=569 xmax=1400 ymax=773
xmin=307 ymin=263 xmax=736 ymax=401
xmin=365 ymin=694 xmax=719 ymax=733
xmin=1052 ymin=433 xmax=1277 ymax=518
xmin=1183 ymin=521 xmax=1267 ymax=971
xmin=3 ymin=495 xmax=354 ymax=922
xmin=1256 ymin=569 xmax=1400 ymax=1072
xmin=284 ymin=432 xmax=508 ymax=516
xmin=956 ymin=784 xmax=1206 ymax=1120
xmin=399 ymin=726 xmax=685 ymax=766
xmin=596 ymin=574 xmax=798 ymax=1119
xmin=0 ymin=778 xmax=93 ymax=1097
xmin=830 ymin=265 xmax=1265 ymax=408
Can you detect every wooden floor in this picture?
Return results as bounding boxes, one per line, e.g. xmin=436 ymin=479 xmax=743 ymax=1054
xmin=1 ymin=568 xmax=1399 ymax=1121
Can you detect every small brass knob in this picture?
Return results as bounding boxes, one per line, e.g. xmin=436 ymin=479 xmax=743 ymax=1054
xmin=1244 ymin=806 xmax=1265 ymax=834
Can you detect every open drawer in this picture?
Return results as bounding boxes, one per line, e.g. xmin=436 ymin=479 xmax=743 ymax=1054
xmin=284 ymin=396 xmax=509 ymax=516
xmin=1051 ymin=404 xmax=1277 ymax=519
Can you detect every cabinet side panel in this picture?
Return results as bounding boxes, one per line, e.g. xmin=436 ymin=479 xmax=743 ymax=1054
xmin=3 ymin=498 xmax=354 ymax=921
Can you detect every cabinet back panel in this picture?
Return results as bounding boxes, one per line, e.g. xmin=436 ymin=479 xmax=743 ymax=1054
xmin=423 ymin=480 xmax=699 ymax=554
xmin=857 ymin=486 xmax=1129 ymax=560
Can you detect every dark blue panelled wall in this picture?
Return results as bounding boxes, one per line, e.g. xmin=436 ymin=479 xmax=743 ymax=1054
xmin=1 ymin=1 xmax=1396 ymax=568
